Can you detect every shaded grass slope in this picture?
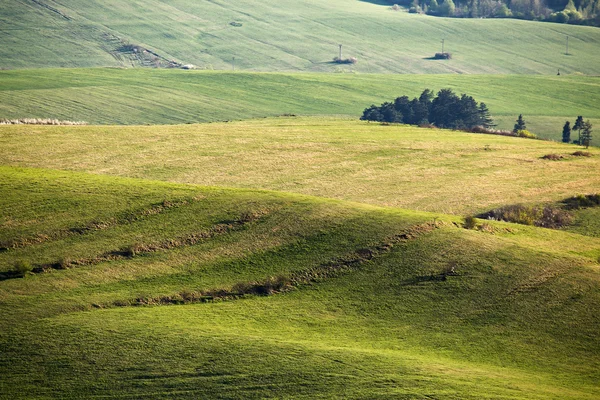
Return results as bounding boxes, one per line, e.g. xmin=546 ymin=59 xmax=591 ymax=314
xmin=1 ymin=117 xmax=599 ymax=215
xmin=1 ymin=69 xmax=599 ymax=138
xmin=2 ymin=0 xmax=600 ymax=74
xmin=0 ymin=167 xmax=599 ymax=399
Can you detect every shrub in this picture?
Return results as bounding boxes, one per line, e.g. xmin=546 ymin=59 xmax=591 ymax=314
xmin=482 ymin=204 xmax=572 ymax=228
xmin=538 ymin=206 xmax=572 ymax=228
xmin=12 ymin=260 xmax=32 ymax=277
xmin=463 ymin=215 xmax=477 ymax=229
xmin=121 ymin=243 xmax=146 ymax=257
xmin=541 ymin=154 xmax=563 ymax=160
xmin=572 ymin=151 xmax=592 ymax=157
xmin=391 ymin=4 xmax=401 ymax=11
xmin=56 ymin=257 xmax=73 ymax=269
xmin=516 ymin=129 xmax=537 ymax=139
xmin=232 ymin=275 xmax=291 ymax=296
xmin=562 ymin=194 xmax=600 ymax=209
xmin=433 ymin=52 xmax=452 ymax=59
xmin=548 ymin=11 xmax=570 ymax=22
xmin=333 ymin=56 xmax=357 ymax=64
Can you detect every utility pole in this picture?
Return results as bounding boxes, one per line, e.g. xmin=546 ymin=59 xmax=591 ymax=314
xmin=441 ymin=38 xmax=445 ymax=54
xmin=232 ymin=56 xmax=235 ymax=71
xmin=339 ymin=44 xmax=342 ymax=60
xmin=565 ymin=35 xmax=569 ymax=55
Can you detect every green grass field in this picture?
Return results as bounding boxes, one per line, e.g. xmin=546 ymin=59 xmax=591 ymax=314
xmin=2 ymin=0 xmax=600 ymax=397
xmin=1 ymin=117 xmax=599 ymax=214
xmin=1 ymin=166 xmax=599 ymax=399
xmin=1 ymin=69 xmax=600 ymax=140
xmin=2 ymin=0 xmax=600 ymax=74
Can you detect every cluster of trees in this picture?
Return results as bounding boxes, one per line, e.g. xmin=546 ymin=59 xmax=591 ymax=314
xmin=395 ymin=0 xmax=600 ymax=26
xmin=361 ymin=88 xmax=495 ymax=130
xmin=562 ymin=116 xmax=593 ymax=147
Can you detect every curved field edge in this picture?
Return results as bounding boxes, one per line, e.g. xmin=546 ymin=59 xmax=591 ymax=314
xmin=0 ymin=69 xmax=599 ymax=140
xmin=0 ymin=167 xmax=599 ymax=399
xmin=1 ymin=118 xmax=599 ymax=215
xmin=2 ymin=0 xmax=600 ymax=75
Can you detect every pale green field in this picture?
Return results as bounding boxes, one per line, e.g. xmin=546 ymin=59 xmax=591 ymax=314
xmin=1 ymin=69 xmax=599 ymax=140
xmin=1 ymin=117 xmax=599 ymax=215
xmin=2 ymin=0 xmax=600 ymax=74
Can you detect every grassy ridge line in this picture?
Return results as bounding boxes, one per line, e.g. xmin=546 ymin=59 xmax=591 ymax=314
xmin=0 ymin=167 xmax=599 ymax=399
xmin=2 ymin=0 xmax=600 ymax=74
xmin=1 ymin=118 xmax=599 ymax=214
xmin=0 ymin=69 xmax=599 ymax=138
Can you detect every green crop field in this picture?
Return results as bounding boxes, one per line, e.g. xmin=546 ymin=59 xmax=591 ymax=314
xmin=2 ymin=0 xmax=600 ymax=74
xmin=1 ymin=69 xmax=600 ymax=140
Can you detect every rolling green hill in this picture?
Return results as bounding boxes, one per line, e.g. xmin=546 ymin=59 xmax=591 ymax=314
xmin=1 ymin=69 xmax=599 ymax=139
xmin=2 ymin=0 xmax=600 ymax=74
xmin=0 ymin=166 xmax=599 ymax=399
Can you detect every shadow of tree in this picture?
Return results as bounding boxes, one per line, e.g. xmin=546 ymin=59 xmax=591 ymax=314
xmin=358 ymin=0 xmax=396 ymax=6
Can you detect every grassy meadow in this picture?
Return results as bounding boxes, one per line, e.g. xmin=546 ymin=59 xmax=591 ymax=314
xmin=0 ymin=166 xmax=599 ymax=399
xmin=2 ymin=0 xmax=600 ymax=397
xmin=2 ymin=0 xmax=600 ymax=74
xmin=1 ymin=117 xmax=599 ymax=215
xmin=1 ymin=69 xmax=600 ymax=140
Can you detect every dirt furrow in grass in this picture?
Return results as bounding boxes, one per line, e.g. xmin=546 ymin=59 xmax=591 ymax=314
xmin=107 ymin=221 xmax=445 ymax=308
xmin=0 ymin=196 xmax=203 ymax=251
xmin=0 ymin=209 xmax=268 ymax=281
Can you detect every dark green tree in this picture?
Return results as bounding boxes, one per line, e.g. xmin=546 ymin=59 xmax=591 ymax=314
xmin=393 ymin=96 xmax=413 ymax=123
xmin=360 ymin=105 xmax=383 ymax=122
xmin=430 ymin=88 xmax=460 ymax=128
xmin=477 ymin=103 xmax=495 ymax=128
xmin=360 ymin=88 xmax=492 ymax=130
xmin=411 ymin=100 xmax=430 ymax=125
xmin=418 ymin=89 xmax=434 ymax=106
xmin=513 ymin=114 xmax=526 ymax=133
xmin=439 ymin=0 xmax=456 ymax=16
xmin=458 ymin=94 xmax=480 ymax=129
xmin=562 ymin=121 xmax=571 ymax=143
xmin=573 ymin=116 xmax=584 ymax=145
xmin=381 ymin=102 xmax=401 ymax=123
xmin=581 ymin=120 xmax=593 ymax=148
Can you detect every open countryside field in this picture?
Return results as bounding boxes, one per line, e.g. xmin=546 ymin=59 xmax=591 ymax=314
xmin=1 ymin=117 xmax=599 ymax=215
xmin=1 ymin=166 xmax=599 ymax=399
xmin=2 ymin=0 xmax=600 ymax=398
xmin=1 ymin=69 xmax=600 ymax=139
xmin=2 ymin=0 xmax=600 ymax=74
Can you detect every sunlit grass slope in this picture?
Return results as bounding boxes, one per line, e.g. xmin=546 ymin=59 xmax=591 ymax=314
xmin=1 ymin=117 xmax=599 ymax=215
xmin=2 ymin=0 xmax=600 ymax=74
xmin=1 ymin=69 xmax=599 ymax=138
xmin=0 ymin=167 xmax=599 ymax=399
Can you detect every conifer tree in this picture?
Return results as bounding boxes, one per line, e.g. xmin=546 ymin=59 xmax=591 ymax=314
xmin=581 ymin=120 xmax=593 ymax=148
xmin=574 ymin=116 xmax=584 ymax=144
xmin=477 ymin=103 xmax=495 ymax=128
xmin=562 ymin=121 xmax=571 ymax=143
xmin=513 ymin=114 xmax=526 ymax=133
